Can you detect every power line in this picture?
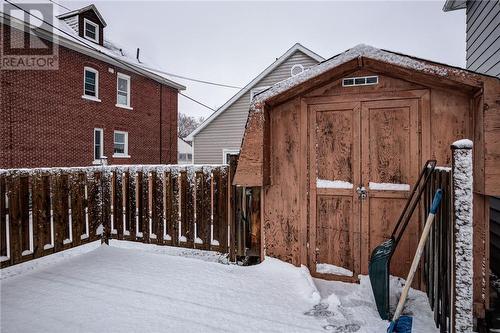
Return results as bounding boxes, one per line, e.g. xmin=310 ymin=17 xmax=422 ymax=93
xmin=35 ymin=0 xmax=242 ymax=90
xmin=3 ymin=0 xmax=221 ymax=112
xmin=140 ymin=65 xmax=242 ymax=89
xmin=179 ymin=92 xmax=216 ymax=111
xmin=48 ymin=0 xmax=71 ymax=11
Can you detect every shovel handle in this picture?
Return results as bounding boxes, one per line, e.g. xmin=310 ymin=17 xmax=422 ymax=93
xmin=392 ymin=189 xmax=443 ymax=322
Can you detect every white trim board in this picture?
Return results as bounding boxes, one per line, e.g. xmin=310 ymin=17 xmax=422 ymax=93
xmin=185 ymin=43 xmax=324 ymax=141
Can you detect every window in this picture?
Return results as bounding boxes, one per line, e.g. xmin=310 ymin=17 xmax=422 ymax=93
xmin=83 ymin=67 xmax=99 ymax=100
xmin=250 ymin=86 xmax=270 ymax=102
xmin=342 ymin=76 xmax=379 ymax=87
xmin=93 ymin=128 xmax=103 ymax=162
xmin=290 ymin=64 xmax=304 ymax=76
xmin=222 ymin=149 xmax=239 ymax=164
xmin=116 ymin=73 xmax=131 ymax=109
xmin=113 ymin=131 xmax=129 ymax=157
xmin=83 ymin=18 xmax=99 ymax=43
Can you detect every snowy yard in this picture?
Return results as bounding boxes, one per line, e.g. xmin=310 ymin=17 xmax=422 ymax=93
xmin=1 ymin=241 xmax=437 ymax=333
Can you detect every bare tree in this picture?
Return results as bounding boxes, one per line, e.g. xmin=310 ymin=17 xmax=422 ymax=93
xmin=178 ymin=113 xmax=205 ymax=139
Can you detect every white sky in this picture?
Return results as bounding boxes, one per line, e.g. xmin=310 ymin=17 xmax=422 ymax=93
xmin=63 ymin=0 xmax=466 ymax=119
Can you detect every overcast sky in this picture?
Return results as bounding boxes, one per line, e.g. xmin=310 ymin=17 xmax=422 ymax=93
xmin=64 ymin=0 xmax=466 ymax=119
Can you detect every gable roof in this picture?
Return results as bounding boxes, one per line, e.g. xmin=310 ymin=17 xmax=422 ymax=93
xmin=185 ymin=43 xmax=324 ymax=141
xmin=56 ymin=4 xmax=107 ymax=27
xmin=234 ymin=43 xmax=492 ymax=187
xmin=442 ymin=0 xmax=466 ymax=12
xmin=250 ymin=44 xmax=486 ymax=110
xmin=1 ymin=3 xmax=185 ymax=91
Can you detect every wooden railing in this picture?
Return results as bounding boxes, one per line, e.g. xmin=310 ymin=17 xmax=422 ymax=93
xmin=423 ymin=166 xmax=453 ymax=332
xmin=0 ymin=165 xmax=230 ymax=268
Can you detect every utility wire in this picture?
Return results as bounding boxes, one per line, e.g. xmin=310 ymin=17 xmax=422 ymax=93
xmin=33 ymin=0 xmax=242 ymax=89
xmin=179 ymin=92 xmax=216 ymax=111
xmin=140 ymin=65 xmax=242 ymax=89
xmin=3 ymin=0 xmax=222 ymax=111
xmin=47 ymin=0 xmax=71 ymax=12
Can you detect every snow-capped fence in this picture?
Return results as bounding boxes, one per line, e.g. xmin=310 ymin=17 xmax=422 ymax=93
xmin=422 ymin=141 xmax=474 ymax=333
xmin=0 ymin=165 xmax=231 ymax=268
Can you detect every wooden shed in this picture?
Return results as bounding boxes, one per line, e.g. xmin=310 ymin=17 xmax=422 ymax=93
xmin=233 ymin=44 xmax=500 ymax=317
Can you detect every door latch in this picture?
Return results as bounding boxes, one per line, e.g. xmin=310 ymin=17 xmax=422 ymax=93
xmin=356 ymin=185 xmax=368 ymax=199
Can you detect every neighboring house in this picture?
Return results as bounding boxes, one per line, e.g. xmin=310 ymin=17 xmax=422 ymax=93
xmin=443 ymin=0 xmax=500 ymax=77
xmin=0 ymin=4 xmax=185 ymax=168
xmin=177 ymin=137 xmax=193 ymax=164
xmin=186 ymin=43 xmax=324 ymax=164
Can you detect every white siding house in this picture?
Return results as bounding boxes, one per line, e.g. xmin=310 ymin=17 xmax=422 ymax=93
xmin=444 ymin=0 xmax=500 ymax=77
xmin=177 ymin=137 xmax=193 ymax=164
xmin=186 ymin=43 xmax=324 ymax=164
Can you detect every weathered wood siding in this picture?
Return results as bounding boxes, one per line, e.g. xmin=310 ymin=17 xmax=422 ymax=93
xmin=465 ymin=0 xmax=500 ymax=77
xmin=263 ymin=97 xmax=306 ymax=265
xmin=193 ymin=51 xmax=320 ymax=164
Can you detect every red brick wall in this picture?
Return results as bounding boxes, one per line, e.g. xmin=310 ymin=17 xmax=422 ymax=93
xmin=1 ymin=24 xmax=178 ymax=168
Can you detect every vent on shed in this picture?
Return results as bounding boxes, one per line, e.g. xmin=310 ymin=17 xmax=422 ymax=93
xmin=342 ymin=76 xmax=378 ymax=87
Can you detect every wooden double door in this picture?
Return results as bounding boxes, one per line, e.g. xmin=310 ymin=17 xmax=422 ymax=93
xmin=309 ymin=97 xmax=421 ymax=281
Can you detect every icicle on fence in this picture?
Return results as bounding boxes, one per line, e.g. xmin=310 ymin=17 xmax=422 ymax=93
xmin=0 ymin=165 xmax=230 ymax=268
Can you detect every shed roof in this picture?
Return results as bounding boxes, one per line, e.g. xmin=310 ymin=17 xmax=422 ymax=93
xmin=234 ymin=44 xmax=493 ymax=187
xmin=185 ymin=43 xmax=324 ymax=141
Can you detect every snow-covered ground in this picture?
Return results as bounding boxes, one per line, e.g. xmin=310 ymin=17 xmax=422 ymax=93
xmin=1 ymin=241 xmax=438 ymax=333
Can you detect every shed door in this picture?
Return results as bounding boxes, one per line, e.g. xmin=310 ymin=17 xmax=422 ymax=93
xmin=309 ymin=98 xmax=420 ymax=280
xmin=309 ymin=102 xmax=361 ymax=280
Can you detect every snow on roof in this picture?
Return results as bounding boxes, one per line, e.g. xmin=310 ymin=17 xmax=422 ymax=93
xmin=185 ymin=43 xmax=324 ymax=140
xmin=56 ymin=4 xmax=107 ymax=27
xmin=250 ymin=44 xmax=475 ymax=111
xmin=0 ymin=3 xmax=185 ymax=90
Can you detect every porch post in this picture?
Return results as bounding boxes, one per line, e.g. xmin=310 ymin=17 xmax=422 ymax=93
xmin=451 ymin=139 xmax=474 ymax=333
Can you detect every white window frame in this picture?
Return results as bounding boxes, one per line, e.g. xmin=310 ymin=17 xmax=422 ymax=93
xmin=250 ymin=86 xmax=270 ymax=102
xmin=82 ymin=67 xmax=100 ymax=102
xmin=116 ymin=73 xmax=132 ymax=110
xmin=222 ymin=148 xmax=239 ymax=164
xmin=290 ymin=64 xmax=304 ymax=76
xmin=113 ymin=130 xmax=130 ymax=158
xmin=83 ymin=18 xmax=99 ymax=43
xmin=93 ymin=128 xmax=104 ymax=165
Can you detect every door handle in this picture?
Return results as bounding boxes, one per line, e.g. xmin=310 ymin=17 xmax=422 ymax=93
xmin=356 ymin=185 xmax=368 ymax=199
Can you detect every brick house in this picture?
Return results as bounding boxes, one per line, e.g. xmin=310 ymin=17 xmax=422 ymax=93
xmin=0 ymin=4 xmax=185 ymax=168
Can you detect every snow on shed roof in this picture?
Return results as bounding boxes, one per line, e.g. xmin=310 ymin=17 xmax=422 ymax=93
xmin=0 ymin=3 xmax=185 ymax=90
xmin=250 ymin=44 xmax=480 ymax=110
xmin=185 ymin=43 xmax=324 ymax=141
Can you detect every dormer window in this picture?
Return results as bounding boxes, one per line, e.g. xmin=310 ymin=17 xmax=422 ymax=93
xmin=83 ymin=18 xmax=99 ymax=43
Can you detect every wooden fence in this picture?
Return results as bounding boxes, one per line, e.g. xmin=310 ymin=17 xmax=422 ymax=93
xmin=423 ymin=167 xmax=453 ymax=332
xmin=0 ymin=165 xmax=231 ymax=268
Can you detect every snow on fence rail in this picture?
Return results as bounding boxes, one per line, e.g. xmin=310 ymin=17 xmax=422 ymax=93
xmin=0 ymin=165 xmax=230 ymax=268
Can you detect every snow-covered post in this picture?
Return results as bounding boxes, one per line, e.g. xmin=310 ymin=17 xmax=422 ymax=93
xmin=451 ymin=139 xmax=473 ymax=333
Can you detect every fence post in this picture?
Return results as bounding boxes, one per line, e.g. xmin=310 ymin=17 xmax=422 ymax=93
xmin=451 ymin=139 xmax=474 ymax=333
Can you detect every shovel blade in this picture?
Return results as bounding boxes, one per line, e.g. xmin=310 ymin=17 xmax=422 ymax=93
xmin=387 ymin=316 xmax=413 ymax=333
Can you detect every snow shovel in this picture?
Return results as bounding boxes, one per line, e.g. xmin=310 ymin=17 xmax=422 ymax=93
xmin=369 ymin=160 xmax=436 ymax=320
xmin=387 ymin=189 xmax=443 ymax=333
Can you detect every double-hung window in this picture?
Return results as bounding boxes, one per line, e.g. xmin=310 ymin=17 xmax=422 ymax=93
xmin=93 ymin=128 xmax=103 ymax=163
xmin=116 ymin=73 xmax=131 ymax=109
xmin=83 ymin=67 xmax=99 ymax=100
xmin=113 ymin=131 xmax=129 ymax=158
xmin=83 ymin=18 xmax=99 ymax=43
